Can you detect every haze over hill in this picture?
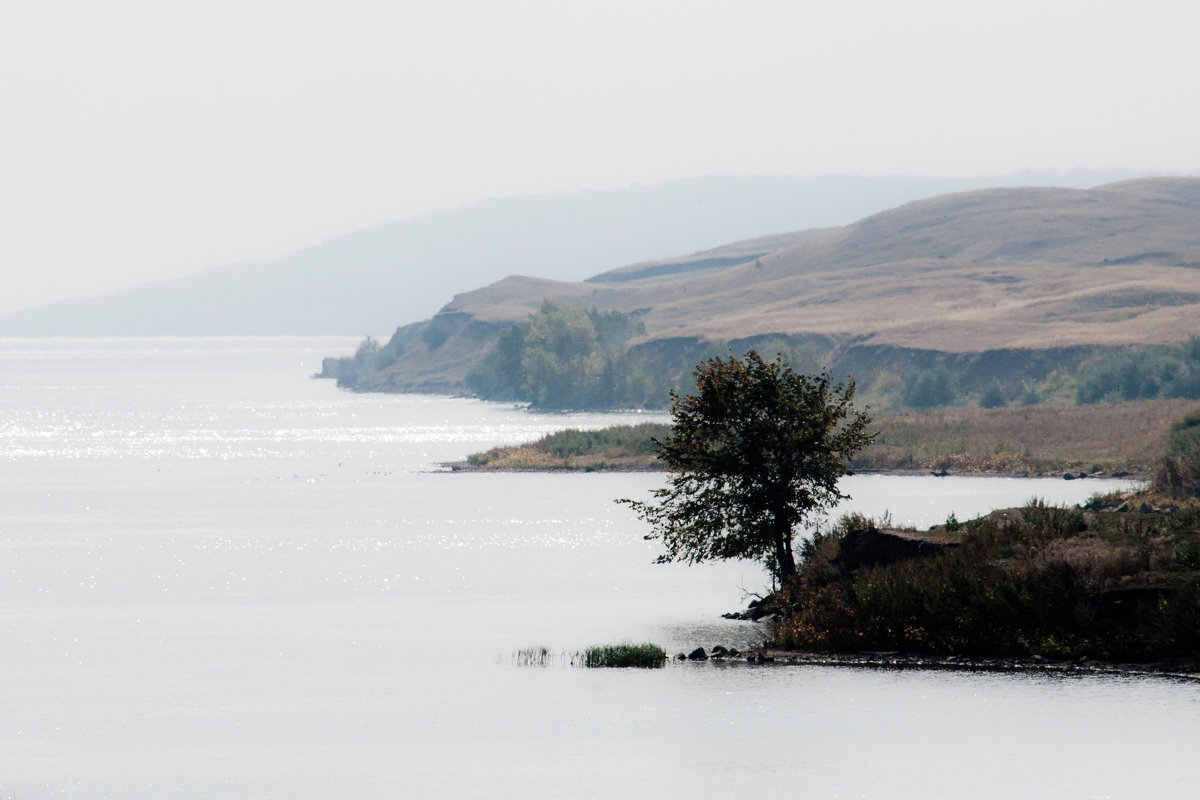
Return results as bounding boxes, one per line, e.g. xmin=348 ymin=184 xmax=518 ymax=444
xmin=331 ymin=177 xmax=1200 ymax=409
xmin=0 ymin=171 xmax=1133 ymax=337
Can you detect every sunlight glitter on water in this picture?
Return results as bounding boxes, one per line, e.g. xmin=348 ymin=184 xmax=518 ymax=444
xmin=0 ymin=337 xmax=1190 ymax=800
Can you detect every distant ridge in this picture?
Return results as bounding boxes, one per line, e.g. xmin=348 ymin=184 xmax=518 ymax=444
xmin=0 ymin=171 xmax=1136 ymax=337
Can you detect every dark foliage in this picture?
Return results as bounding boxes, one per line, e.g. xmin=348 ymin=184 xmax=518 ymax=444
xmin=902 ymin=365 xmax=956 ymax=408
xmin=464 ymin=301 xmax=651 ymax=409
xmin=1077 ymin=337 xmax=1200 ymax=405
xmin=978 ymin=379 xmax=1007 ymax=408
xmin=621 ymin=351 xmax=874 ymax=582
xmin=778 ymin=500 xmax=1200 ymax=662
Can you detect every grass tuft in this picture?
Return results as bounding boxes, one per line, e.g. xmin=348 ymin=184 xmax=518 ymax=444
xmin=574 ymin=642 xmax=668 ymax=668
xmin=511 ymin=646 xmax=554 ymax=667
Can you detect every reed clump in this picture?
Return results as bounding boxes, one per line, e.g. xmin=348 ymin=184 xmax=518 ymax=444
xmin=511 ymin=646 xmax=555 ymax=667
xmin=574 ymin=642 xmax=668 ymax=668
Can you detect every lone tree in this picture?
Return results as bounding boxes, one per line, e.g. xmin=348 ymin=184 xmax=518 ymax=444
xmin=622 ymin=351 xmax=874 ymax=583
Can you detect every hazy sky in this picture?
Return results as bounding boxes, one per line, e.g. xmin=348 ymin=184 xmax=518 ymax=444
xmin=2 ymin=0 xmax=1197 ymax=316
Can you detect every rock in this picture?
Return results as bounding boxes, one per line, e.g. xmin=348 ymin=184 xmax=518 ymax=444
xmin=676 ymin=652 xmax=688 ymax=661
xmin=711 ymin=645 xmax=728 ymax=657
xmin=727 ymin=647 xmax=740 ymax=657
xmin=747 ymin=604 xmax=777 ymax=622
xmin=1063 ymin=472 xmax=1076 ymax=480
xmin=687 ymin=647 xmax=708 ymax=661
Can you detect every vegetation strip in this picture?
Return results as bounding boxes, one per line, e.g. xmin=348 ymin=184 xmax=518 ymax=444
xmin=764 ymin=496 xmax=1200 ymax=665
xmin=453 ymin=400 xmax=1199 ymax=477
xmin=510 ymin=643 xmax=668 ymax=668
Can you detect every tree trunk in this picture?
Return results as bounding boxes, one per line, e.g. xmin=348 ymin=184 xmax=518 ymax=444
xmin=774 ymin=521 xmax=797 ymax=581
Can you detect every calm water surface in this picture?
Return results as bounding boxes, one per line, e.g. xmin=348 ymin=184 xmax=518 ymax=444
xmin=0 ymin=338 xmax=1193 ymax=799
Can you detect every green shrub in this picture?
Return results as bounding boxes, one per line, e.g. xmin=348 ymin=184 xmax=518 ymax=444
xmin=466 ymin=301 xmax=652 ymax=409
xmin=327 ymin=335 xmax=388 ymax=389
xmin=902 ymin=365 xmax=955 ymax=408
xmin=465 ymin=325 xmax=527 ymax=401
xmin=1154 ymin=411 xmax=1200 ymax=499
xmin=1076 ymin=347 xmax=1181 ymax=404
xmin=978 ymin=380 xmax=1007 ymax=409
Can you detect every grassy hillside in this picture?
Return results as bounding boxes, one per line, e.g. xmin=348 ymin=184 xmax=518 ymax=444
xmin=325 ymin=178 xmax=1200 ymax=410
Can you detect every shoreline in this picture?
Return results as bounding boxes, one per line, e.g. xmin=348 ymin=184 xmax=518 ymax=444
xmin=450 ymin=402 xmax=1191 ymax=477
xmin=446 ymin=460 xmax=1151 ymax=482
xmin=681 ymin=646 xmax=1200 ymax=679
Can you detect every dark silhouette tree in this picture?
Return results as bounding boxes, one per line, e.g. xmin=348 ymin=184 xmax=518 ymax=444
xmin=622 ymin=351 xmax=874 ymax=583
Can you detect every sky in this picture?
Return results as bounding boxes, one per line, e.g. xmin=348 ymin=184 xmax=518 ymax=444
xmin=2 ymin=0 xmax=1198 ymax=316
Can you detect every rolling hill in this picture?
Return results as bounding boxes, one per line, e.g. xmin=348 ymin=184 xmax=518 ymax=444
xmin=0 ymin=172 xmax=1131 ymax=337
xmin=332 ymin=177 xmax=1200 ymax=409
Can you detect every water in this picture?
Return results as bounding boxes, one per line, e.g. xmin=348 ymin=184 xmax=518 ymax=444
xmin=1 ymin=338 xmax=1195 ymax=799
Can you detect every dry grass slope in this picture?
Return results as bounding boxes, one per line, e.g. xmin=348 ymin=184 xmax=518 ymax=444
xmin=433 ymin=179 xmax=1200 ymax=351
xmin=368 ymin=178 xmax=1200 ymax=399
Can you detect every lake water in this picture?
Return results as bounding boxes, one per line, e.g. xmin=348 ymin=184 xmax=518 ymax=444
xmin=1 ymin=338 xmax=1195 ymax=799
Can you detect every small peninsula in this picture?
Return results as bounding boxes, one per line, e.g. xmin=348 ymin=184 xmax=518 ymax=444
xmin=451 ymin=400 xmax=1196 ymax=479
xmin=719 ymin=410 xmax=1200 ymax=672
